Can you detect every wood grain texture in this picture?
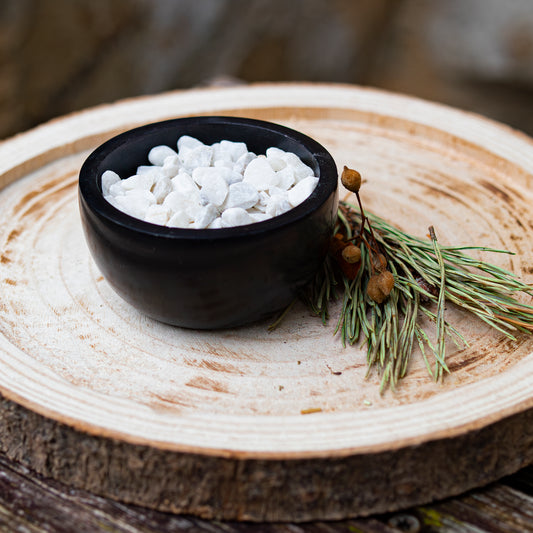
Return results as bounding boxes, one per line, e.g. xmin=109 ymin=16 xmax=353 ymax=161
xmin=0 ymin=83 xmax=533 ymax=521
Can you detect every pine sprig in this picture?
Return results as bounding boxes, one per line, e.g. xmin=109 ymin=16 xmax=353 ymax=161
xmin=366 ymin=210 xmax=533 ymax=335
xmin=306 ymin=184 xmax=533 ymax=392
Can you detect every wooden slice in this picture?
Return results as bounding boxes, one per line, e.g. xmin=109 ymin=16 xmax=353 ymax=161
xmin=1 ymin=83 xmax=533 ymax=522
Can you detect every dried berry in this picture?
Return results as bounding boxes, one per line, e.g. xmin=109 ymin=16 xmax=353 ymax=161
xmin=341 ymin=166 xmax=362 ymax=193
xmin=377 ymin=270 xmax=395 ymax=296
xmin=342 ymin=244 xmax=361 ymax=264
xmin=367 ymin=274 xmax=386 ymax=304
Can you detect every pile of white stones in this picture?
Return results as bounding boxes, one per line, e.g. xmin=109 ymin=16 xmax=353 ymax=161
xmin=102 ymin=135 xmax=319 ymax=229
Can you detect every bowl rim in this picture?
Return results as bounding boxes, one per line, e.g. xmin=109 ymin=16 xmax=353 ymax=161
xmin=78 ymin=115 xmax=338 ymax=241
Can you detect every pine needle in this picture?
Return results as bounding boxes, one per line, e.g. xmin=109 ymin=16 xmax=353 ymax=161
xmin=302 ymin=199 xmax=533 ymax=392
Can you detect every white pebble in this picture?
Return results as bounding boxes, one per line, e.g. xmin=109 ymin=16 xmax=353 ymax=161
xmin=267 ymin=148 xmax=314 ymax=181
xmin=181 ymin=145 xmax=212 ymax=169
xmin=213 ymin=158 xmax=234 ymax=170
xmin=171 ymin=172 xmax=201 ymax=203
xmin=276 ymin=166 xmax=296 ymax=191
xmin=249 ymin=211 xmax=270 ymax=223
xmin=103 ymin=135 xmax=319 ymax=229
xmin=233 ymin=152 xmax=255 ymax=175
xmin=284 ymin=152 xmax=314 ymax=181
xmin=152 ymin=176 xmax=173 ymax=204
xmin=192 ymin=167 xmax=223 ymax=187
xmin=207 ymin=217 xmax=223 ymax=229
xmin=101 ymin=170 xmax=120 ymax=195
xmin=265 ymin=147 xmax=287 ymax=159
xmin=287 ymin=176 xmax=319 ymax=206
xmin=221 ymin=207 xmax=254 ymax=227
xmin=185 ymin=202 xmax=204 ymax=222
xmin=211 ymin=143 xmax=233 ymax=164
xmin=224 ymin=169 xmax=244 ymax=185
xmin=125 ymin=189 xmax=156 ymax=203
xmin=225 ymin=181 xmax=259 ymax=210
xmin=162 ymin=190 xmax=189 ymax=212
xmin=120 ymin=173 xmax=155 ymax=191
xmin=257 ymin=191 xmax=270 ymax=210
xmin=267 ymin=186 xmax=286 ymax=197
xmin=144 ymin=204 xmax=170 ymax=225
xmin=177 ymin=135 xmax=204 ymax=153
xmin=220 ymin=140 xmax=248 ymax=161
xmin=243 ymin=156 xmax=280 ymax=190
xmin=193 ymin=166 xmax=240 ymax=187
xmin=115 ymin=189 xmax=155 ymax=219
xmin=148 ymin=145 xmax=178 ymax=166
xmin=267 ymin=155 xmax=286 ymax=172
xmin=192 ymin=203 xmax=218 ymax=229
xmin=136 ymin=165 xmax=157 ymax=175
xmin=167 ymin=209 xmax=191 ymax=227
xmin=161 ymin=155 xmax=180 ymax=178
xmin=198 ymin=174 xmax=228 ymax=206
xmin=265 ymin=194 xmax=292 ymax=217
xmin=108 ymin=181 xmax=126 ymax=197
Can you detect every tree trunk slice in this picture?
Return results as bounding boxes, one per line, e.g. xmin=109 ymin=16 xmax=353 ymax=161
xmin=1 ymin=449 xmax=533 ymax=533
xmin=1 ymin=83 xmax=533 ymax=522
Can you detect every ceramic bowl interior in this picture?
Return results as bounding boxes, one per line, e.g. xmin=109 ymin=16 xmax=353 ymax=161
xmin=79 ymin=116 xmax=338 ymax=329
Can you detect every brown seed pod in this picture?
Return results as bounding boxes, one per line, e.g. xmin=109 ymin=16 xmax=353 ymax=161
xmin=367 ymin=274 xmax=386 ymax=304
xmin=341 ymin=244 xmax=361 ymax=264
xmin=377 ymin=270 xmax=395 ymax=296
xmin=341 ymin=166 xmax=362 ymax=193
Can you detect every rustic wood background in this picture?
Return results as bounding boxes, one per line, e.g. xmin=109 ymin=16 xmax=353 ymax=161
xmin=1 ymin=0 xmax=533 ymax=139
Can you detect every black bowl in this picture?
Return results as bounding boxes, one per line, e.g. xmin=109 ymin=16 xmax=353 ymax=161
xmin=78 ymin=116 xmax=338 ymax=329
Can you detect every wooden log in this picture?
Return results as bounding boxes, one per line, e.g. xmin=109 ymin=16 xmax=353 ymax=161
xmin=1 ymin=446 xmax=533 ymax=532
xmin=0 ymin=84 xmax=533 ymax=521
xmin=1 ymin=391 xmax=533 ymax=523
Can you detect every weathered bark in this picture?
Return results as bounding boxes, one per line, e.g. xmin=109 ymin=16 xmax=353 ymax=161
xmin=1 ymin=437 xmax=533 ymax=532
xmin=2 ymin=393 xmax=533 ymax=522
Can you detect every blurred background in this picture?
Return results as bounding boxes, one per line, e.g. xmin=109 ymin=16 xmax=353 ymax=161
xmin=1 ymin=0 xmax=532 ymax=140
